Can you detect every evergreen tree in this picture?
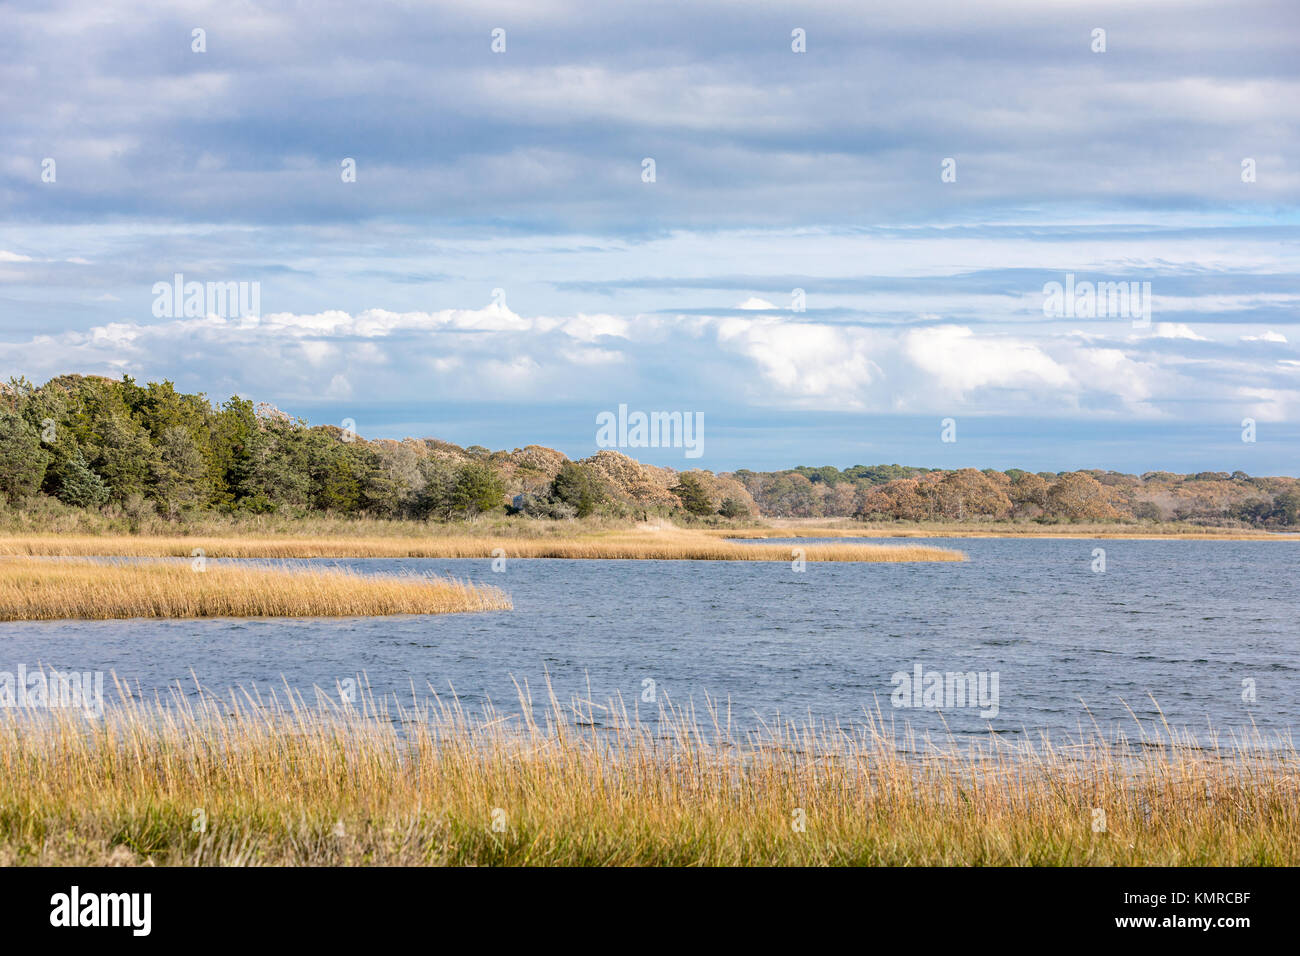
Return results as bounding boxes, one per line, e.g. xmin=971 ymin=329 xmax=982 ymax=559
xmin=46 ymin=444 xmax=109 ymax=508
xmin=449 ymin=462 xmax=505 ymax=516
xmin=719 ymin=496 xmax=750 ymax=518
xmin=550 ymin=462 xmax=606 ymax=517
xmin=414 ymin=457 xmax=458 ymax=520
xmin=153 ymin=425 xmax=209 ymax=517
xmin=671 ymin=473 xmax=715 ymax=516
xmin=0 ymin=410 xmax=51 ymax=503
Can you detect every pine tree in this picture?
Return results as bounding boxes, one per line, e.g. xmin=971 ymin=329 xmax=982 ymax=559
xmin=550 ymin=462 xmax=606 ymax=517
xmin=450 ymin=463 xmax=505 ymax=516
xmin=47 ymin=446 xmax=109 ymax=508
xmin=671 ymin=473 xmax=715 ymax=516
xmin=0 ymin=411 xmax=50 ymax=503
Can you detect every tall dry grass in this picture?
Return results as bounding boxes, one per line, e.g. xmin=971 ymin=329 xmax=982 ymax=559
xmin=0 ymin=558 xmax=511 ymax=620
xmin=0 ymin=679 xmax=1295 ymax=866
xmin=0 ymin=503 xmax=645 ymax=540
xmin=0 ymin=498 xmax=1274 ymax=541
xmin=0 ymin=529 xmax=963 ymax=562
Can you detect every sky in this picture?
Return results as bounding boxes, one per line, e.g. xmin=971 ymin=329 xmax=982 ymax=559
xmin=2 ymin=0 xmax=1298 ymax=473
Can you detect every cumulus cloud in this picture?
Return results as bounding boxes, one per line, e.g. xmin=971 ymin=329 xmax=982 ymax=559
xmin=902 ymin=326 xmax=1072 ymax=399
xmin=715 ymin=316 xmax=882 ymax=403
xmin=1151 ymin=323 xmax=1211 ymax=341
xmin=6 ymin=305 xmax=1294 ymax=422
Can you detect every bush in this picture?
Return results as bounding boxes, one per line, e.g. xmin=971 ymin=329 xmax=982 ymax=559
xmin=449 ymin=463 xmax=505 ymax=517
xmin=719 ymin=497 xmax=750 ymax=518
xmin=511 ymin=492 xmax=577 ymax=520
xmin=550 ymin=462 xmax=607 ymax=518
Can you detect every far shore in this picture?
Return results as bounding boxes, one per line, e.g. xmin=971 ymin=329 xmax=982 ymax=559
xmin=0 ymin=517 xmax=1291 ymax=563
xmin=722 ymin=519 xmax=1299 ymax=541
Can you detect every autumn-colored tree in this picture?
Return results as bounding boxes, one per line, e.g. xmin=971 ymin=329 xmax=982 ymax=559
xmin=1009 ymin=471 xmax=1050 ymax=515
xmin=931 ymin=469 xmax=1012 ymax=520
xmin=858 ymin=478 xmax=932 ymax=521
xmin=1044 ymin=472 xmax=1121 ymax=521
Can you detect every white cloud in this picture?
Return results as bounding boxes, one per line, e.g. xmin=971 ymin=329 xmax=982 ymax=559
xmin=1065 ymin=347 xmax=1159 ymax=408
xmin=560 ymin=346 xmax=624 ymax=365
xmin=1151 ymin=323 xmax=1211 ymax=341
xmin=558 ymin=313 xmax=631 ymax=341
xmin=902 ymin=325 xmax=1072 ymax=398
xmin=716 ymin=316 xmax=881 ymax=404
xmin=2 ymin=304 xmax=1296 ymax=421
xmin=1241 ymin=330 xmax=1288 ymax=343
xmin=325 ymin=373 xmax=353 ymax=398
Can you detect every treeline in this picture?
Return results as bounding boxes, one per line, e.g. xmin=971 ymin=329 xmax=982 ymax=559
xmin=0 ymin=375 xmax=749 ymax=523
xmin=737 ymin=465 xmax=1300 ymax=528
xmin=0 ymin=375 xmax=509 ymax=519
xmin=2 ymin=375 xmax=1297 ymax=528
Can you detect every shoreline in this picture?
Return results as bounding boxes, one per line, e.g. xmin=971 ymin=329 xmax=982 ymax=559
xmin=0 ymin=523 xmax=1289 ymax=561
xmin=718 ymin=525 xmax=1298 ymax=542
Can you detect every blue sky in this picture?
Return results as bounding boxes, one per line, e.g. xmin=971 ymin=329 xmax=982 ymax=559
xmin=2 ymin=0 xmax=1298 ymax=472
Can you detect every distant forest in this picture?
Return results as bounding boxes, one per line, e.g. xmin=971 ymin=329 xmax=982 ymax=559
xmin=2 ymin=374 xmax=1298 ymax=528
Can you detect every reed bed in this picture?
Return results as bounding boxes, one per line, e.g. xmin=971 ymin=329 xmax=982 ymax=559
xmin=0 ymin=679 xmax=1295 ymax=866
xmin=0 ymin=558 xmax=511 ymax=620
xmin=0 ymin=530 xmax=964 ymax=562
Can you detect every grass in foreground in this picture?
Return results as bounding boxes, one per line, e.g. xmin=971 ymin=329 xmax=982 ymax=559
xmin=0 ymin=558 xmax=511 ymax=620
xmin=0 ymin=680 xmax=1294 ymax=866
xmin=0 ymin=528 xmax=964 ymax=562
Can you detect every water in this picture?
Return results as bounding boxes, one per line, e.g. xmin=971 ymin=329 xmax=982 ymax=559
xmin=2 ymin=538 xmax=1296 ymax=742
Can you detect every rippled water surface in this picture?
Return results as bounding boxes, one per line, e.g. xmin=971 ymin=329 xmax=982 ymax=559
xmin=3 ymin=538 xmax=1297 ymax=740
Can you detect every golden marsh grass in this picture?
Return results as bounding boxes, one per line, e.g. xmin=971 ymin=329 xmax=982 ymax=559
xmin=0 ymin=558 xmax=511 ymax=621
xmin=0 ymin=529 xmax=964 ymax=562
xmin=0 ymin=679 xmax=1295 ymax=866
